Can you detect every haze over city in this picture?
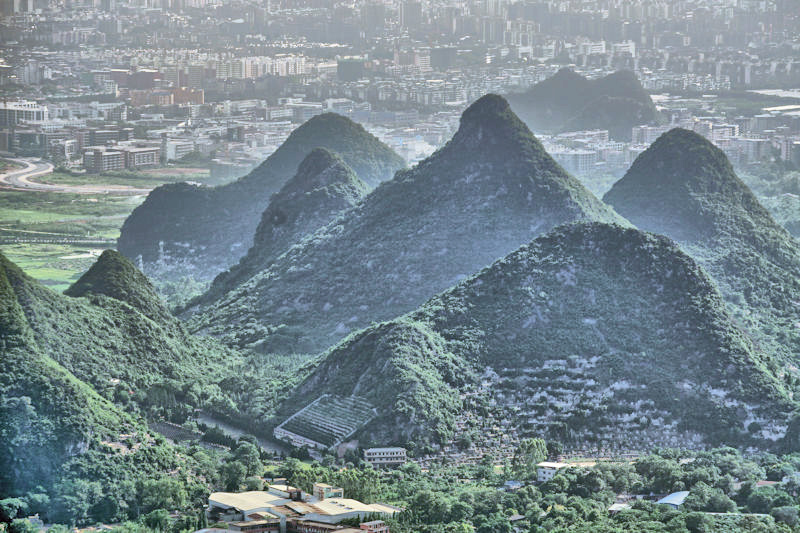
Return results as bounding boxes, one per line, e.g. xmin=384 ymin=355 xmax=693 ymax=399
xmin=2 ymin=2 xmax=800 ymax=533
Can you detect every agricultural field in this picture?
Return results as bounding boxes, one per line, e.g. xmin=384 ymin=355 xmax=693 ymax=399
xmin=0 ymin=161 xmax=240 ymax=291
xmin=0 ymin=189 xmax=142 ymax=290
xmin=277 ymin=395 xmax=377 ymax=448
xmin=40 ymin=166 xmax=217 ymax=189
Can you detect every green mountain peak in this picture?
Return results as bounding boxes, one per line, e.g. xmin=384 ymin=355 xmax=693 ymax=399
xmin=65 ymin=250 xmax=169 ymax=321
xmin=604 ymin=127 xmax=800 ymax=372
xmin=196 ymin=148 xmax=370 ymax=304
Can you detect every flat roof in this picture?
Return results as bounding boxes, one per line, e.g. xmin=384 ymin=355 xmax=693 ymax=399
xmin=365 ymin=447 xmax=406 ymax=452
xmin=209 ymin=491 xmax=289 ymax=511
xmin=537 ymin=462 xmax=569 ymax=469
xmin=608 ymin=503 xmax=631 ymax=511
xmin=268 ymin=484 xmax=299 ymax=492
xmin=229 ymin=519 xmax=280 ymax=526
xmin=656 ymin=491 xmax=690 ymax=506
xmin=301 ymin=498 xmax=401 ymax=516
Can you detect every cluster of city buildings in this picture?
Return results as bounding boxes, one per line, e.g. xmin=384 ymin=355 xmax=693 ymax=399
xmin=1 ymin=0 xmax=798 ymax=179
xmin=205 ymin=481 xmax=399 ymax=533
xmin=541 ymin=97 xmax=800 ymax=176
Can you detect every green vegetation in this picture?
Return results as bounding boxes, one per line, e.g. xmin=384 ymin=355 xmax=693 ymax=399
xmin=267 ymin=446 xmax=800 ymax=533
xmin=0 ymin=189 xmax=142 ymax=290
xmin=65 ymin=249 xmax=171 ymax=321
xmin=117 ymin=113 xmax=406 ymax=280
xmin=762 ymin=194 xmax=800 ymax=238
xmin=197 ymin=148 xmax=370 ymax=306
xmin=190 ymin=94 xmax=625 ymax=354
xmin=280 ymin=222 xmax=797 ymax=450
xmin=41 ymin=168 xmax=213 ymax=189
xmin=603 ymin=128 xmax=800 ymax=375
xmin=0 ymin=250 xmax=257 ymax=426
xmin=507 ymin=69 xmax=659 ymax=140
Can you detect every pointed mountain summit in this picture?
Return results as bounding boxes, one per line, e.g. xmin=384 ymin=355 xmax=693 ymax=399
xmin=507 ymin=69 xmax=658 ymax=140
xmin=188 ymin=94 xmax=626 ymax=354
xmin=603 ymin=128 xmax=767 ymax=241
xmin=252 ymin=147 xmax=369 ymax=250
xmin=199 ymin=148 xmax=369 ymax=304
xmin=65 ymin=249 xmax=169 ymax=321
xmin=0 ymin=249 xmax=238 ymax=406
xmin=117 ymin=113 xmax=405 ymax=280
xmin=604 ymin=128 xmax=800 ymax=368
xmin=276 ymin=223 xmax=796 ymax=451
xmin=0 ymin=250 xmax=221 ymax=506
xmin=1 ymin=250 xmax=164 ymax=494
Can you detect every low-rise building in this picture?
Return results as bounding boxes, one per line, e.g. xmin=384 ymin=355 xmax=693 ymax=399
xmin=122 ymin=146 xmax=160 ymax=169
xmin=312 ymin=483 xmax=343 ymax=501
xmin=363 ymin=448 xmax=407 ymax=467
xmin=207 ymin=487 xmax=400 ymax=533
xmin=83 ymin=147 xmax=124 ymax=173
xmin=536 ymin=461 xmax=569 ymax=482
xmin=359 ymin=521 xmax=389 ymax=533
xmin=228 ymin=519 xmax=281 ymax=533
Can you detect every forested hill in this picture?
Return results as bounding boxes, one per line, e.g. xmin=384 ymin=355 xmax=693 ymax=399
xmin=506 ymin=69 xmax=658 ymax=140
xmin=280 ymin=223 xmax=798 ymax=452
xmin=116 ymin=113 xmax=405 ymax=281
xmin=187 ymin=94 xmax=626 ymax=354
xmin=197 ymin=148 xmax=370 ymax=306
xmin=0 ymin=252 xmax=205 ymax=521
xmin=1 ymin=250 xmax=242 ymax=415
xmin=65 ymin=249 xmax=171 ymax=321
xmin=603 ymin=128 xmax=800 ymax=373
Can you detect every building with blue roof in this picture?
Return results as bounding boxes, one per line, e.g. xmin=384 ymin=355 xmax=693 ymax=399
xmin=656 ymin=491 xmax=690 ymax=508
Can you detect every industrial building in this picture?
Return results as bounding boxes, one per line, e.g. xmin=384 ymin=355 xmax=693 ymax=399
xmin=207 ymin=483 xmax=400 ymax=533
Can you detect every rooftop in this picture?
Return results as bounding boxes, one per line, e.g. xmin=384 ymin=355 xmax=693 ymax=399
xmin=209 ymin=491 xmax=289 ymax=511
xmin=537 ymin=461 xmax=569 ymax=469
xmin=656 ymin=491 xmax=690 ymax=507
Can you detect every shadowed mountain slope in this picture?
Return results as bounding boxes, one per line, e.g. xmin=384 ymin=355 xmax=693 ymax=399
xmin=117 ymin=113 xmax=405 ymax=280
xmin=604 ymin=128 xmax=800 ymax=372
xmin=188 ymin=94 xmax=626 ymax=354
xmin=278 ymin=223 xmax=797 ymax=452
xmin=198 ymin=148 xmax=369 ymax=305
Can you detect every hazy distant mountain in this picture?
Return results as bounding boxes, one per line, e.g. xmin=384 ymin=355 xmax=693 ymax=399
xmin=188 ymin=94 xmax=626 ymax=354
xmin=117 ymin=113 xmax=405 ymax=280
xmin=507 ymin=69 xmax=658 ymax=140
xmin=198 ymin=148 xmax=369 ymax=306
xmin=604 ymin=128 xmax=800 ymax=371
xmin=280 ymin=223 xmax=795 ymax=451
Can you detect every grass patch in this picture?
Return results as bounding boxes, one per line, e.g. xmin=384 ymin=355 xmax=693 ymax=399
xmin=0 ymin=190 xmax=144 ymax=290
xmin=40 ymin=167 xmax=214 ymax=189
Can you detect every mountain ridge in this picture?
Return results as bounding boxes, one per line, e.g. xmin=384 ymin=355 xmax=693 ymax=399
xmin=276 ymin=222 xmax=796 ymax=451
xmin=187 ymin=94 xmax=627 ymax=354
xmin=117 ymin=113 xmax=405 ymax=280
xmin=603 ymin=128 xmax=800 ymax=374
xmin=198 ymin=148 xmax=369 ymax=305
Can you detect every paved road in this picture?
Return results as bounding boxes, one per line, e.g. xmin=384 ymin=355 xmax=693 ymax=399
xmin=0 ymin=158 xmax=150 ymax=195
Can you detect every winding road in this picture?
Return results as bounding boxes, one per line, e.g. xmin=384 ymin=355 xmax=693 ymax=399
xmin=0 ymin=158 xmax=151 ymax=195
